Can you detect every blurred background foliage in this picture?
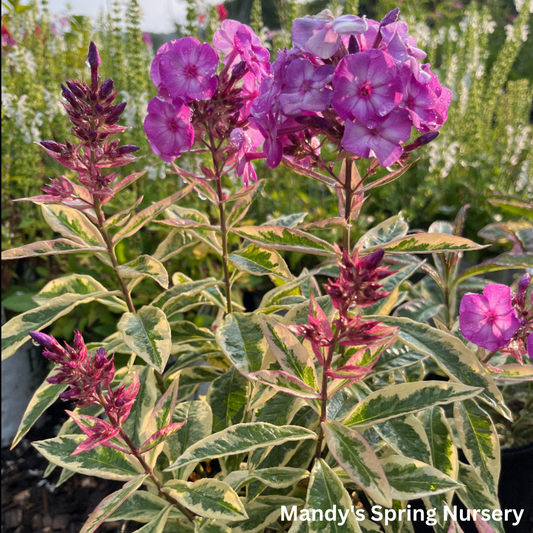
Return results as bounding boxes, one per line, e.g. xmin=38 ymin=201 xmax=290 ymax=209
xmin=1 ymin=0 xmax=532 ymax=341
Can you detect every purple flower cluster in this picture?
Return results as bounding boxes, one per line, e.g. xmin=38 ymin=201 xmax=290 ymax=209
xmin=459 ymin=274 xmax=533 ymax=363
xmin=249 ymin=8 xmax=450 ymax=169
xmin=144 ymin=21 xmax=270 ymax=185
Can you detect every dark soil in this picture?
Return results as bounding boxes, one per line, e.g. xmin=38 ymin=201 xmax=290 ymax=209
xmin=1 ymin=401 xmax=125 ymax=533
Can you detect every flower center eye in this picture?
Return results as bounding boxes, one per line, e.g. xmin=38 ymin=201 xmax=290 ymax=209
xmin=359 ymin=83 xmax=371 ymax=97
xmin=487 ymin=311 xmax=497 ymax=323
xmin=301 ymin=80 xmax=312 ymax=93
xmin=185 ymin=65 xmax=197 ymax=78
xmin=168 ymin=120 xmax=179 ymax=131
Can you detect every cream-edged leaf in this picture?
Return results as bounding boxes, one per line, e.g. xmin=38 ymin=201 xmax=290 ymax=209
xmin=229 ymin=245 xmax=291 ymax=280
xmin=1 ymin=239 xmax=106 ymax=260
xmin=118 ymin=255 xmax=169 ymax=289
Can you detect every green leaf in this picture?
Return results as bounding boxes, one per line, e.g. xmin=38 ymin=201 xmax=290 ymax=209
xmin=118 ymin=306 xmax=172 ymax=373
xmin=169 ymin=320 xmax=215 ymax=346
xmin=305 ymin=459 xmax=361 ymax=533
xmin=453 ymin=400 xmax=500 ymax=496
xmin=322 ymin=420 xmax=392 ymax=507
xmin=366 ymin=233 xmax=487 ymax=254
xmin=130 ymin=505 xmax=173 ymax=533
xmin=374 ymin=415 xmax=432 ymax=464
xmin=1 ymin=239 xmax=107 ymax=260
xmin=297 ymin=217 xmax=349 ymax=231
xmin=80 ymin=475 xmax=147 ymax=533
xmin=163 ymin=479 xmax=247 ymax=520
xmin=260 ymin=315 xmax=318 ymax=390
xmin=488 ymin=363 xmax=533 ymax=382
xmin=229 ymin=245 xmax=291 ymax=280
xmin=1 ymin=291 xmax=118 ymax=360
xmin=232 ymin=226 xmax=336 ymax=257
xmin=122 ymin=367 xmax=158 ymax=448
xmin=33 ymin=274 xmax=126 ymax=311
xmin=118 ymin=255 xmax=169 ymax=289
xmin=380 ymin=455 xmax=462 ymax=499
xmin=104 ymin=196 xmax=145 ymax=229
xmin=215 ymin=313 xmax=267 ymax=373
xmin=167 ymin=366 xmax=222 ymax=401
xmin=456 ymin=464 xmax=505 ymax=533
xmin=153 ymin=229 xmax=198 ymax=262
xmin=227 ymin=180 xmax=266 ymax=227
xmin=207 ymin=368 xmax=250 ymax=433
xmin=195 ymin=519 xmax=232 ymax=533
xmin=394 ymin=299 xmax=444 ymax=323
xmin=153 ymin=279 xmax=220 ymax=317
xmin=32 ymin=435 xmax=142 ymax=480
xmin=113 ymin=186 xmax=194 ymax=243
xmin=259 ymin=275 xmax=312 ymax=311
xmin=377 ymin=317 xmax=512 ymax=420
xmin=247 ymin=370 xmax=320 ymax=399
xmin=11 ymin=370 xmax=67 ymax=448
xmin=343 ymin=381 xmax=482 ymax=427
xmin=41 ymin=204 xmax=106 ymax=247
xmin=165 ymin=423 xmax=316 ymax=471
xmin=106 ymin=491 xmax=182 ymax=523
xmin=229 ymin=496 xmax=305 ymax=533
xmin=420 ymin=406 xmax=459 ymax=527
xmin=357 ymin=213 xmax=409 ymax=249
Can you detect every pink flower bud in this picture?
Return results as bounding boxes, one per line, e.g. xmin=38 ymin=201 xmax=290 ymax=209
xmin=380 ymin=8 xmax=400 ymax=27
xmin=100 ymin=78 xmax=114 ymax=97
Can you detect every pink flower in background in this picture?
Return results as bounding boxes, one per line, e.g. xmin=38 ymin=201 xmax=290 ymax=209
xmin=279 ymin=58 xmax=334 ymax=115
xmin=342 ymin=108 xmax=412 ymax=167
xmin=144 ymin=97 xmax=194 ymax=162
xmin=459 ymin=284 xmax=521 ymax=351
xmin=159 ymin=37 xmax=219 ymax=102
xmin=230 ymin=125 xmax=264 ymax=186
xmin=292 ymin=10 xmax=367 ymax=59
xmin=331 ymin=50 xmax=403 ymax=125
xmin=142 ymin=32 xmax=153 ymax=49
xmin=2 ymin=25 xmax=17 ymax=47
xmin=217 ymin=4 xmax=228 ymax=21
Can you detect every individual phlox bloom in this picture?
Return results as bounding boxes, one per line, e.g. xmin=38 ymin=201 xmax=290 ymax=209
xmin=399 ymin=65 xmax=437 ymax=130
xmin=230 ymin=124 xmax=264 ymax=186
xmin=67 ymin=412 xmax=120 ymax=455
xmin=419 ymin=65 xmax=452 ymax=131
xmin=331 ymin=49 xmax=403 ymax=125
xmin=249 ymin=114 xmax=282 ymax=169
xmin=279 ymin=58 xmax=334 ymax=115
xmin=239 ymin=71 xmax=260 ymax=120
xmin=159 ymin=37 xmax=219 ymax=102
xmin=342 ymin=108 xmax=412 ymax=167
xmin=144 ymin=97 xmax=194 ymax=162
xmin=459 ymin=284 xmax=521 ymax=351
xmin=292 ymin=10 xmax=368 ymax=59
xmin=380 ymin=21 xmax=427 ymax=64
xmin=150 ymin=39 xmax=177 ymax=88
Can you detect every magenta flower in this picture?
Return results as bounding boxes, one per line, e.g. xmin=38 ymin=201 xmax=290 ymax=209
xmin=279 ymin=58 xmax=334 ymax=115
xmin=292 ymin=10 xmax=367 ymax=59
xmin=342 ymin=108 xmax=412 ymax=167
xmin=249 ymin=114 xmax=283 ymax=169
xmin=159 ymin=37 xmax=219 ymax=102
xmin=331 ymin=49 xmax=403 ymax=125
xmin=67 ymin=412 xmax=121 ymax=455
xmin=150 ymin=40 xmax=176 ymax=88
xmin=459 ymin=284 xmax=521 ymax=352
xmin=420 ymin=65 xmax=452 ymax=131
xmin=144 ymin=97 xmax=194 ymax=162
xmin=399 ymin=65 xmax=437 ymax=130
xmin=230 ymin=125 xmax=264 ymax=186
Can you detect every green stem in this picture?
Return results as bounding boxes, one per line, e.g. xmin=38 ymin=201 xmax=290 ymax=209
xmin=343 ymin=159 xmax=353 ymax=253
xmin=94 ymin=199 xmax=136 ymax=314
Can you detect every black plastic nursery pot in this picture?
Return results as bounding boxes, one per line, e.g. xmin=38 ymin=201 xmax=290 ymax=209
xmin=410 ymin=443 xmax=533 ymax=533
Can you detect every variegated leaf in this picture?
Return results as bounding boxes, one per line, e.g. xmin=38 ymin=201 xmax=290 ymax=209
xmin=306 ymin=459 xmax=361 ymax=533
xmin=394 ymin=299 xmax=445 ymax=323
xmin=41 ymin=204 xmax=106 ymax=247
xmin=224 ymin=467 xmax=309 ymax=492
xmin=195 ymin=519 xmax=231 ymax=533
xmin=357 ymin=213 xmax=409 ymax=249
xmin=260 ymin=315 xmax=318 ymax=390
xmin=453 ymin=400 xmax=500 ymax=496
xmin=377 ymin=317 xmax=512 ymax=420
xmin=2 ymin=291 xmax=119 ymax=360
xmin=215 ymin=313 xmax=267 ymax=373
xmin=375 ymin=414 xmax=432 ymax=464
xmin=118 ymin=306 xmax=172 ymax=372
xmin=32 ymin=435 xmax=142 ymax=480
xmin=152 ymin=278 xmax=219 ymax=309
xmin=130 ymin=505 xmax=173 ymax=533
xmin=80 ymin=475 xmax=147 ymax=533
xmin=118 ymin=255 xmax=169 ymax=289
xmin=366 ymin=233 xmax=487 ymax=254
xmin=232 ymin=226 xmax=336 ymax=256
xmin=12 ymin=370 xmax=67 ymax=448
xmin=167 ymin=366 xmax=222 ymax=402
xmin=229 ymin=245 xmax=291 ymax=280
xmin=153 ymin=229 xmax=198 ymax=262
xmin=163 ymin=479 xmax=247 ymax=520
xmin=259 ymin=275 xmax=312 ymax=310
xmin=247 ymin=370 xmax=320 ymax=399
xmin=260 ymin=213 xmax=308 ymax=227
xmin=343 ymin=381 xmax=482 ymax=427
xmin=322 ymin=420 xmax=392 ymax=507
xmin=380 ymin=455 xmax=462 ymax=499
xmin=165 ymin=423 xmax=316 ymax=471
xmin=1 ymin=239 xmax=106 ymax=260
xmin=170 ymin=320 xmax=215 ymax=346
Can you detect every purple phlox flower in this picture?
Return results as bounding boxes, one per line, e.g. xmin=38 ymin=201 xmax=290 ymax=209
xmin=67 ymin=412 xmax=120 ymax=455
xmin=380 ymin=22 xmax=427 ymax=63
xmin=159 ymin=37 xmax=219 ymax=102
xmin=342 ymin=108 xmax=412 ymax=167
xmin=350 ymin=19 xmax=380 ymax=51
xmin=144 ymin=97 xmax=194 ymax=162
xmin=418 ymin=64 xmax=452 ymax=131
xmin=399 ymin=64 xmax=437 ymax=130
xmin=230 ymin=124 xmax=264 ymax=186
xmin=332 ymin=49 xmax=403 ymax=125
xmin=279 ymin=58 xmax=334 ymax=115
xmin=150 ymin=40 xmax=176 ymax=88
xmin=459 ymin=284 xmax=521 ymax=352
xmin=249 ymin=114 xmax=282 ymax=169
xmin=292 ymin=10 xmax=368 ymax=59
xmin=288 ymin=294 xmax=333 ymax=366
xmin=239 ymin=71 xmax=260 ymax=120
xmin=213 ymin=20 xmax=270 ymax=82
